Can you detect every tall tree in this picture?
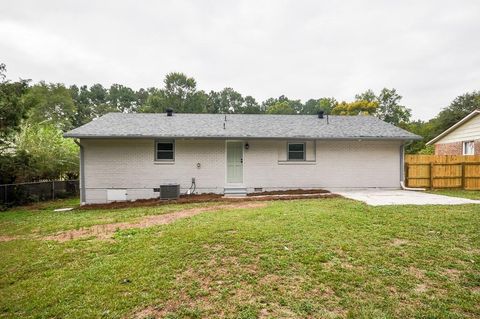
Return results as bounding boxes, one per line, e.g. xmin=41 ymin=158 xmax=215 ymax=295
xmin=0 ymin=63 xmax=30 ymax=147
xmin=262 ymin=95 xmax=302 ymax=114
xmin=266 ymin=101 xmax=295 ymax=114
xmin=163 ymin=72 xmax=199 ymax=113
xmin=15 ymin=123 xmax=79 ymax=181
xmin=302 ymin=97 xmax=337 ymax=114
xmin=355 ymin=88 xmax=411 ymax=125
xmin=108 ymin=84 xmax=138 ymax=113
xmin=376 ymin=88 xmax=411 ymax=126
xmin=24 ymin=82 xmax=76 ymax=131
xmin=431 ymin=91 xmax=480 ymax=137
xmin=331 ymin=100 xmax=378 ymax=115
xmin=238 ymin=96 xmax=262 ymax=114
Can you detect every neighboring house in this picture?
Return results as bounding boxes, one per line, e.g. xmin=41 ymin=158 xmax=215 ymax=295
xmin=64 ymin=111 xmax=420 ymax=204
xmin=427 ymin=110 xmax=480 ymax=155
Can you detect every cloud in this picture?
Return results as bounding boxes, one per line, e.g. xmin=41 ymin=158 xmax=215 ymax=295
xmin=1 ymin=0 xmax=479 ymax=120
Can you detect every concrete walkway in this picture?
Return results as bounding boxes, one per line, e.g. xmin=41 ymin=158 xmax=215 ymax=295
xmin=332 ymin=189 xmax=480 ymax=206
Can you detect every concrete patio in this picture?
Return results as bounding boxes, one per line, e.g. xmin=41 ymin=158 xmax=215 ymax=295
xmin=332 ymin=189 xmax=480 ymax=206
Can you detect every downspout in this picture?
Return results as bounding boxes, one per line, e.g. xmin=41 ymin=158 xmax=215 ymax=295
xmin=74 ymin=139 xmax=86 ymax=204
xmin=399 ymin=142 xmax=426 ymax=191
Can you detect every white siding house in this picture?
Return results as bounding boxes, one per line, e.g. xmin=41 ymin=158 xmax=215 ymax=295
xmin=427 ymin=110 xmax=480 ymax=155
xmin=65 ymin=112 xmax=419 ymax=204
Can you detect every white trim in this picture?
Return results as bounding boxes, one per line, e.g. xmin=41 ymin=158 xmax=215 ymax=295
xmin=427 ymin=110 xmax=480 ymax=145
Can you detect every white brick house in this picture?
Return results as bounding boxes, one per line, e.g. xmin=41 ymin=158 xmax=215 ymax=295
xmin=64 ymin=112 xmax=420 ymax=204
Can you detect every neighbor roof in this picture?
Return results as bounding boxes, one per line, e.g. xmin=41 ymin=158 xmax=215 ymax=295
xmin=427 ymin=110 xmax=480 ymax=145
xmin=64 ymin=113 xmax=421 ymax=140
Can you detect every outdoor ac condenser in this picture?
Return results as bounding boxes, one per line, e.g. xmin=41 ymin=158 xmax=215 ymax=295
xmin=159 ymin=184 xmax=180 ymax=200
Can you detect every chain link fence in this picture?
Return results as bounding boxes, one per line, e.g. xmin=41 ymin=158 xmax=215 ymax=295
xmin=0 ymin=180 xmax=79 ymax=207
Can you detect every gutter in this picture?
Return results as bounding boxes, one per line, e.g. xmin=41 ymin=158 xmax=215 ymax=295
xmin=64 ymin=135 xmax=422 ymax=141
xmin=74 ymin=139 xmax=86 ymax=205
xmin=399 ymin=141 xmax=426 ymax=191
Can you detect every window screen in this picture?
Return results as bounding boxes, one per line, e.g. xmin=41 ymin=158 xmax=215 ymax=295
xmin=288 ymin=143 xmax=305 ymax=161
xmin=156 ymin=141 xmax=175 ymax=160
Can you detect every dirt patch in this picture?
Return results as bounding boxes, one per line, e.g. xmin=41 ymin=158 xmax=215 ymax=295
xmin=247 ymin=188 xmax=329 ymax=196
xmin=391 ymin=238 xmax=409 ymax=247
xmin=414 ymin=283 xmax=428 ymax=293
xmin=81 ymin=190 xmax=338 ymax=210
xmin=44 ymin=202 xmax=267 ymax=242
xmin=0 ymin=235 xmax=19 ymax=242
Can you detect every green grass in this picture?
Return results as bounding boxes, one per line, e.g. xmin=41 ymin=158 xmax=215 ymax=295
xmin=0 ymin=198 xmax=479 ymax=318
xmin=427 ymin=189 xmax=480 ymax=200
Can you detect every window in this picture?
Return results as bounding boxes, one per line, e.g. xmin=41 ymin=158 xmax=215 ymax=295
xmin=288 ymin=143 xmax=305 ymax=161
xmin=156 ymin=140 xmax=175 ymax=161
xmin=463 ymin=141 xmax=475 ymax=155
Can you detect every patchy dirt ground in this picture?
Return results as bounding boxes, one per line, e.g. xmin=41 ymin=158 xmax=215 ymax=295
xmin=44 ymin=202 xmax=267 ymax=242
xmin=81 ymin=189 xmax=337 ymax=210
xmin=0 ymin=235 xmax=19 ymax=242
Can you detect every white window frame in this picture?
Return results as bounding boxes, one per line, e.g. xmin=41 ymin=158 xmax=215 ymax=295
xmin=155 ymin=140 xmax=175 ymax=161
xmin=463 ymin=141 xmax=475 ymax=155
xmin=287 ymin=142 xmax=306 ymax=161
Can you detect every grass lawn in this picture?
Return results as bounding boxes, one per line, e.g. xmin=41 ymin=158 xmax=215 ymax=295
xmin=427 ymin=189 xmax=480 ymax=200
xmin=0 ymin=198 xmax=479 ymax=318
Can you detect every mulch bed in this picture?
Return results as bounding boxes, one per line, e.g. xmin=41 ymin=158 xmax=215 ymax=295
xmin=80 ymin=189 xmax=338 ymax=210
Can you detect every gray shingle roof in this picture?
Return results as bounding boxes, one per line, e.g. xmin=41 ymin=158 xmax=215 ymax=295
xmin=64 ymin=113 xmax=421 ymax=140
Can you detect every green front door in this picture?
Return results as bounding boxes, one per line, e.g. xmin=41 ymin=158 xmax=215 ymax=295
xmin=227 ymin=141 xmax=243 ymax=184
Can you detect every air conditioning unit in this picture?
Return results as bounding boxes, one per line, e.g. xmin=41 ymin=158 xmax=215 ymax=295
xmin=159 ymin=184 xmax=180 ymax=200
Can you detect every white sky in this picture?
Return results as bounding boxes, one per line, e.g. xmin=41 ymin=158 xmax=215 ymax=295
xmin=1 ymin=0 xmax=479 ymax=120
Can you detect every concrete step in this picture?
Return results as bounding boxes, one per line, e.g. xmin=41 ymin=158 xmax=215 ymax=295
xmin=224 ymin=187 xmax=247 ymax=197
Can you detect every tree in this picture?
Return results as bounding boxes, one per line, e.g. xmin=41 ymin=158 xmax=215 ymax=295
xmin=355 ymin=88 xmax=411 ymax=125
xmin=302 ymin=97 xmax=337 ymax=115
xmin=266 ymin=101 xmax=295 ymax=114
xmin=431 ymin=91 xmax=480 ymax=137
xmin=331 ymin=100 xmax=378 ymax=115
xmin=238 ymin=96 xmax=262 ymax=114
xmin=23 ymin=82 xmax=76 ymax=131
xmin=138 ymin=88 xmax=167 ymax=113
xmin=355 ymin=89 xmax=376 ymax=103
xmin=376 ymin=88 xmax=411 ymax=126
xmin=15 ymin=123 xmax=79 ymax=181
xmin=263 ymin=96 xmax=302 ymax=114
xmin=108 ymin=84 xmax=138 ymax=113
xmin=163 ymin=72 xmax=199 ymax=113
xmin=208 ymin=88 xmax=244 ymax=113
xmin=0 ymin=64 xmax=30 ymax=148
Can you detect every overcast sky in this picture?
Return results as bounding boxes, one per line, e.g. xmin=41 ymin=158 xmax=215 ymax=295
xmin=1 ymin=0 xmax=479 ymax=120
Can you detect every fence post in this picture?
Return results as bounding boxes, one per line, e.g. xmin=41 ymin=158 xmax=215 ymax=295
xmin=430 ymin=163 xmax=434 ymax=189
xmin=461 ymin=162 xmax=466 ymax=189
xmin=404 ymin=163 xmax=409 ymax=187
xmin=52 ymin=181 xmax=55 ymax=200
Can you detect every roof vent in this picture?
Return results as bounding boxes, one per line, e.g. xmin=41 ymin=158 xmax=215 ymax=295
xmin=318 ymin=110 xmax=324 ymax=119
xmin=166 ymin=108 xmax=173 ymax=116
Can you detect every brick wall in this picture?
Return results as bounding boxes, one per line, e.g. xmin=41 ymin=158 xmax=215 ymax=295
xmin=81 ymin=138 xmax=403 ymax=204
xmin=435 ymin=142 xmax=463 ymax=155
xmin=435 ymin=140 xmax=480 ymax=155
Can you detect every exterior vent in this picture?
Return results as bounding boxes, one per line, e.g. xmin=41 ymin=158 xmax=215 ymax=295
xmin=160 ymin=184 xmax=180 ymax=199
xmin=166 ymin=108 xmax=173 ymax=116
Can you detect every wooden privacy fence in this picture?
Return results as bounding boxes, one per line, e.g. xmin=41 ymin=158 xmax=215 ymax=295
xmin=405 ymin=155 xmax=480 ymax=189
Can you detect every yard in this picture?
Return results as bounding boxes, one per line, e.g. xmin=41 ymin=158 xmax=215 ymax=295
xmin=0 ymin=197 xmax=479 ymax=318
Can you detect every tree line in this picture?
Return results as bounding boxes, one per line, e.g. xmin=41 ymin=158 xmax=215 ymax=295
xmin=1 ymin=62 xmax=479 ymax=184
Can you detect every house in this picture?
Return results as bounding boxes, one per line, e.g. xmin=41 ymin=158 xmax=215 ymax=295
xmin=64 ymin=111 xmax=420 ymax=204
xmin=427 ymin=110 xmax=480 ymax=155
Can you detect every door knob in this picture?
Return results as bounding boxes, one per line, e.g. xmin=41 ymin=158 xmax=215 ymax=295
xmin=240 ymin=158 xmax=243 ymax=163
